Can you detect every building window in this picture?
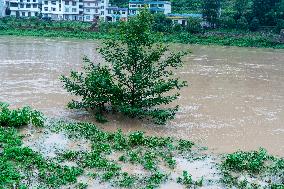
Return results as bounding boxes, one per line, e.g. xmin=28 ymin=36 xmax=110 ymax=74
xmin=101 ymin=11 xmax=104 ymax=15
xmin=22 ymin=12 xmax=25 ymax=16
xmin=72 ymin=2 xmax=76 ymax=6
xmin=86 ymin=8 xmax=90 ymax=12
xmin=20 ymin=0 xmax=23 ymax=2
xmin=52 ymin=8 xmax=56 ymax=11
xmin=28 ymin=12 xmax=31 ymax=17
xmin=108 ymin=10 xmax=111 ymax=14
xmin=20 ymin=4 xmax=24 ymax=8
xmin=27 ymin=0 xmax=30 ymax=2
xmin=33 ymin=0 xmax=36 ymax=2
xmin=51 ymin=1 xmax=56 ymax=5
xmin=26 ymin=4 xmax=31 ymax=8
xmin=122 ymin=11 xmax=125 ymax=14
xmin=10 ymin=2 xmax=18 ymax=7
xmin=72 ymin=8 xmax=76 ymax=12
xmin=87 ymin=2 xmax=90 ymax=6
xmin=65 ymin=1 xmax=69 ymax=5
xmin=33 ymin=4 xmax=37 ymax=8
xmin=44 ymin=1 xmax=48 ymax=5
xmin=94 ymin=2 xmax=98 ymax=6
xmin=86 ymin=15 xmax=90 ymax=20
xmin=65 ymin=8 xmax=69 ymax=12
xmin=44 ymin=7 xmax=48 ymax=11
xmin=95 ymin=9 xmax=98 ymax=13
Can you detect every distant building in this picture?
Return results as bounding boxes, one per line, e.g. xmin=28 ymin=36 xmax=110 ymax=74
xmin=0 ymin=0 xmax=5 ymax=17
xmin=105 ymin=6 xmax=128 ymax=22
xmin=167 ymin=14 xmax=202 ymax=26
xmin=2 ymin=0 xmax=125 ymax=22
xmin=5 ymin=0 xmax=41 ymax=17
xmin=129 ymin=0 xmax=171 ymax=16
xmin=167 ymin=13 xmax=203 ymax=26
xmin=41 ymin=0 xmax=84 ymax=21
xmin=83 ymin=0 xmax=100 ymax=22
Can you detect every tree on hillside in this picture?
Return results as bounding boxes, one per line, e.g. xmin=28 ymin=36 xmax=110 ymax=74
xmin=252 ymin=0 xmax=279 ymax=25
xmin=61 ymin=9 xmax=188 ymax=124
xmin=234 ymin=0 xmax=250 ymax=19
xmin=202 ymin=0 xmax=221 ymax=28
xmin=276 ymin=0 xmax=284 ymax=19
xmin=152 ymin=13 xmax=173 ymax=33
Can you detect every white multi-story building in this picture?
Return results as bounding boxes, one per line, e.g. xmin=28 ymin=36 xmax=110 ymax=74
xmin=41 ymin=0 xmax=111 ymax=21
xmin=41 ymin=0 xmax=84 ymax=21
xmin=129 ymin=0 xmax=171 ymax=16
xmin=105 ymin=6 xmax=128 ymax=22
xmin=5 ymin=0 xmax=41 ymax=17
xmin=83 ymin=0 xmax=100 ymax=22
xmin=3 ymin=0 xmax=173 ymax=22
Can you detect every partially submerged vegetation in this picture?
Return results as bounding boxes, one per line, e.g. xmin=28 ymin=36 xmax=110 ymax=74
xmin=61 ymin=10 xmax=188 ymax=124
xmin=221 ymin=149 xmax=284 ymax=188
xmin=1 ymin=102 xmax=284 ymax=188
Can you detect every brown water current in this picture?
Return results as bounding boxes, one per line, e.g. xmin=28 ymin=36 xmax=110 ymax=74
xmin=0 ymin=36 xmax=284 ymax=156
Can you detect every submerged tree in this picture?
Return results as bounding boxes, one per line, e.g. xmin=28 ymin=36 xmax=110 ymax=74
xmin=61 ymin=9 xmax=187 ymax=124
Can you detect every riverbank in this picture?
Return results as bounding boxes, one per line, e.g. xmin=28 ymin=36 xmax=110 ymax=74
xmin=0 ymin=28 xmax=283 ymax=49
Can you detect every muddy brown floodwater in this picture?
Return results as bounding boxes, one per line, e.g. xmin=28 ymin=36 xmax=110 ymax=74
xmin=0 ymin=36 xmax=284 ymax=156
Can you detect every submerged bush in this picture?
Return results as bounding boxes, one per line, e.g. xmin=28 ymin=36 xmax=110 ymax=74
xmin=0 ymin=102 xmax=44 ymax=127
xmin=222 ymin=148 xmax=268 ymax=173
xmin=61 ymin=9 xmax=188 ymax=124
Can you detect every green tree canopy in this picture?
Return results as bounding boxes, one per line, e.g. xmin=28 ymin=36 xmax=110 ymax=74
xmin=61 ymin=10 xmax=188 ymax=124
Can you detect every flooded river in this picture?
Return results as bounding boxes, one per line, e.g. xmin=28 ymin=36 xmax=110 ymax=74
xmin=0 ymin=36 xmax=284 ymax=156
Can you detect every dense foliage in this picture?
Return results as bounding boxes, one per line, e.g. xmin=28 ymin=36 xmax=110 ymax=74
xmin=53 ymin=121 xmax=199 ymax=188
xmin=61 ymin=10 xmax=187 ymax=124
xmin=221 ymin=148 xmax=284 ymax=188
xmin=0 ymin=104 xmax=82 ymax=188
xmin=202 ymin=0 xmax=221 ymax=28
xmin=0 ymin=101 xmax=44 ymax=127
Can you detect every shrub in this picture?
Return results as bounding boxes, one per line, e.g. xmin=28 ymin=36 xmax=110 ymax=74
xmin=62 ymin=9 xmax=188 ymax=124
xmin=60 ymin=56 xmax=119 ymax=122
xmin=222 ymin=148 xmax=268 ymax=173
xmin=0 ymin=102 xmax=44 ymax=127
